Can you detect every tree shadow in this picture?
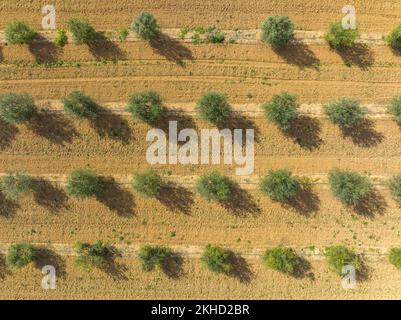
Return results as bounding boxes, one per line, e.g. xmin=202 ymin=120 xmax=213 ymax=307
xmin=150 ymin=33 xmax=193 ymax=66
xmin=285 ymin=181 xmax=320 ymax=217
xmin=228 ymin=252 xmax=254 ymax=283
xmin=357 ymin=255 xmax=370 ymax=282
xmin=28 ymin=34 xmax=61 ymax=64
xmin=0 ymin=118 xmax=19 ymax=150
xmin=100 ymin=246 xmax=128 ymax=280
xmin=34 ymin=247 xmax=67 ymax=278
xmin=88 ymin=32 xmax=126 ymax=61
xmin=341 ymin=119 xmax=383 ymax=148
xmin=90 ymin=107 xmax=132 ymax=144
xmin=0 ymin=254 xmax=11 ymax=279
xmin=335 ymin=43 xmax=375 ymax=70
xmin=0 ymin=191 xmax=19 ymax=217
xmin=222 ymin=182 xmax=260 ymax=216
xmin=351 ymin=188 xmax=387 ymax=218
xmin=0 ymin=45 xmax=3 ymax=63
xmin=293 ymin=256 xmax=314 ymax=279
xmin=217 ymin=111 xmax=261 ymax=143
xmin=32 ymin=178 xmax=69 ymax=214
xmin=153 ymin=108 xmax=198 ymax=134
xmin=162 ymin=252 xmax=185 ymax=279
xmin=29 ymin=111 xmax=79 ymax=146
xmin=157 ymin=181 xmax=194 ymax=215
xmin=284 ymin=115 xmax=323 ymax=150
xmin=273 ymin=41 xmax=320 ymax=69
xmin=96 ymin=176 xmax=136 ymax=217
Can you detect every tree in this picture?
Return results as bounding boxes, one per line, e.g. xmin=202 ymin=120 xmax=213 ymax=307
xmin=196 ymin=172 xmax=232 ymax=202
xmin=138 ymin=245 xmax=172 ymax=271
xmin=387 ymin=96 xmax=401 ymax=123
xmin=261 ymin=16 xmax=294 ymax=48
xmin=54 ymin=29 xmax=68 ymax=47
xmin=126 ymin=91 xmax=164 ymax=123
xmin=201 ymin=245 xmax=233 ymax=274
xmin=262 ymin=92 xmax=299 ymax=130
xmin=325 ymin=245 xmax=361 ymax=276
xmin=386 ymin=24 xmax=401 ymax=50
xmin=387 ymin=174 xmax=401 ymax=203
xmin=67 ymin=17 xmax=97 ymax=44
xmin=328 ymin=169 xmax=372 ymax=205
xmin=324 ymin=98 xmax=366 ymax=129
xmin=66 ymin=169 xmax=102 ymax=199
xmin=131 ymin=12 xmax=160 ymax=40
xmin=259 ymin=169 xmax=299 ymax=202
xmin=5 ymin=243 xmax=35 ymax=269
xmin=132 ymin=170 xmax=162 ymax=198
xmin=62 ymin=91 xmax=99 ymax=119
xmin=5 ymin=21 xmax=36 ymax=44
xmin=0 ymin=93 xmax=36 ymax=124
xmin=0 ymin=172 xmax=34 ymax=201
xmin=73 ymin=241 xmax=111 ymax=272
xmin=389 ymin=247 xmax=401 ymax=270
xmin=196 ymin=92 xmax=231 ymax=124
xmin=325 ymin=22 xmax=359 ymax=48
xmin=263 ymin=247 xmax=301 ymax=275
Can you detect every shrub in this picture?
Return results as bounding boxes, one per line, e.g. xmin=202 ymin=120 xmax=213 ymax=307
xmin=261 ymin=16 xmax=294 ymax=48
xmin=74 ymin=241 xmax=111 ymax=271
xmin=131 ymin=12 xmax=159 ymax=40
xmin=262 ymin=92 xmax=299 ymax=130
xmin=5 ymin=243 xmax=35 ymax=269
xmin=389 ymin=247 xmax=401 ymax=270
xmin=324 ymin=98 xmax=366 ymax=129
xmin=0 ymin=93 xmax=36 ymax=124
xmin=196 ymin=92 xmax=231 ymax=124
xmin=207 ymin=32 xmax=225 ymax=43
xmin=118 ymin=28 xmax=129 ymax=41
xmin=196 ymin=172 xmax=232 ymax=202
xmin=259 ymin=169 xmax=299 ymax=202
xmin=201 ymin=245 xmax=233 ymax=274
xmin=386 ymin=24 xmax=401 ymax=50
xmin=387 ymin=96 xmax=401 ymax=123
xmin=325 ymin=22 xmax=359 ymax=48
xmin=138 ymin=245 xmax=172 ymax=271
xmin=62 ymin=91 xmax=99 ymax=119
xmin=0 ymin=172 xmax=34 ymax=201
xmin=325 ymin=245 xmax=362 ymax=276
xmin=54 ymin=29 xmax=68 ymax=47
xmin=67 ymin=17 xmax=97 ymax=44
xmin=132 ymin=170 xmax=162 ymax=198
xmin=5 ymin=21 xmax=36 ymax=44
xmin=263 ymin=247 xmax=300 ymax=275
xmin=328 ymin=169 xmax=372 ymax=205
xmin=126 ymin=91 xmax=164 ymax=123
xmin=66 ymin=169 xmax=102 ymax=198
xmin=387 ymin=174 xmax=401 ymax=203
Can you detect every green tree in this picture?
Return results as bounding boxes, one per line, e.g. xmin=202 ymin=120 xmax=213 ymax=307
xmin=66 ymin=169 xmax=102 ymax=199
xmin=196 ymin=172 xmax=232 ymax=202
xmin=126 ymin=91 xmax=164 ymax=123
xmin=5 ymin=21 xmax=36 ymax=44
xmin=386 ymin=24 xmax=401 ymax=50
xmin=387 ymin=174 xmax=401 ymax=203
xmin=262 ymin=92 xmax=299 ymax=130
xmin=201 ymin=245 xmax=233 ymax=274
xmin=263 ymin=247 xmax=301 ymax=275
xmin=325 ymin=22 xmax=359 ymax=48
xmin=54 ymin=29 xmax=68 ymax=47
xmin=132 ymin=170 xmax=162 ymax=198
xmin=138 ymin=245 xmax=172 ymax=271
xmin=5 ymin=243 xmax=35 ymax=269
xmin=325 ymin=245 xmax=362 ymax=276
xmin=0 ymin=93 xmax=36 ymax=124
xmin=131 ymin=12 xmax=160 ymax=40
xmin=0 ymin=172 xmax=34 ymax=201
xmin=62 ymin=91 xmax=99 ymax=119
xmin=328 ymin=169 xmax=372 ymax=205
xmin=196 ymin=92 xmax=231 ymax=124
xmin=259 ymin=169 xmax=299 ymax=202
xmin=387 ymin=96 xmax=401 ymax=123
xmin=73 ymin=241 xmax=111 ymax=272
xmin=67 ymin=17 xmax=97 ymax=44
xmin=324 ymin=98 xmax=366 ymax=129
xmin=389 ymin=247 xmax=401 ymax=270
xmin=261 ymin=16 xmax=294 ymax=48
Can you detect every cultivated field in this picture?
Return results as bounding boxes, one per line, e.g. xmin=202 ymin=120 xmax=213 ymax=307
xmin=1 ymin=0 xmax=401 ymax=299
